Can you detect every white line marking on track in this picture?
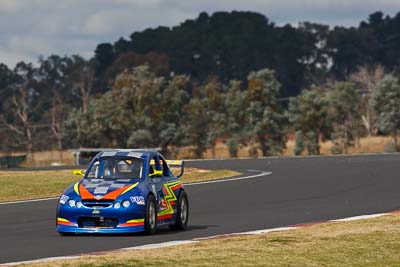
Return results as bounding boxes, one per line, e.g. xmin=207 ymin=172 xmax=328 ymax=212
xmin=3 ymin=256 xmax=83 ymax=266
xmin=330 ymin=213 xmax=387 ymax=222
xmin=0 ymin=170 xmax=271 ymax=205
xmin=185 ymin=170 xmax=271 ymax=186
xmin=121 ymin=240 xmax=198 ymax=250
xmin=0 ymin=197 xmax=59 ymax=205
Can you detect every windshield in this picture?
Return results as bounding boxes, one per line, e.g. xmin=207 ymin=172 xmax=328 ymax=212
xmin=86 ymin=157 xmax=143 ymax=179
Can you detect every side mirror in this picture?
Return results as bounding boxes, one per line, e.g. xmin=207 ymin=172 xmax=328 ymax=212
xmin=73 ymin=169 xmax=85 ymax=176
xmin=149 ymin=170 xmax=163 ymax=177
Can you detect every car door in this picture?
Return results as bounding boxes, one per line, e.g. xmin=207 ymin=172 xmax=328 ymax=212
xmin=157 ymin=156 xmax=181 ymax=221
xmin=148 ymin=154 xmax=170 ymax=223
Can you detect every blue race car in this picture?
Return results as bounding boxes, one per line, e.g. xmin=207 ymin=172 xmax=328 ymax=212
xmin=56 ymin=149 xmax=189 ymax=235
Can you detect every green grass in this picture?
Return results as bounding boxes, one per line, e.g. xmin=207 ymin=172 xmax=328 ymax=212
xmin=23 ymin=214 xmax=400 ymax=267
xmin=0 ymin=168 xmax=239 ymax=202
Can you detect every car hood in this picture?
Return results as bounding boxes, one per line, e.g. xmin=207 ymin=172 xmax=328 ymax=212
xmin=78 ymin=178 xmax=139 ymax=201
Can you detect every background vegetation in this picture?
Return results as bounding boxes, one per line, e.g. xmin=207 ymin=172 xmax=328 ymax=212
xmin=1 ymin=11 xmax=400 ymax=158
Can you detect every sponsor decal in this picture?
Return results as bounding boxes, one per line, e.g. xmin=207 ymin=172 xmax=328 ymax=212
xmin=92 ymin=209 xmax=100 ymax=215
xmin=157 ymin=181 xmax=182 ymax=220
xmin=159 ymin=198 xmax=167 ymax=210
xmin=59 ymin=195 xmax=69 ymax=204
xmin=130 ymin=196 xmax=145 ymax=205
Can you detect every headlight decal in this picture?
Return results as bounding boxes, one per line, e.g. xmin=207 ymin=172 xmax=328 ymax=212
xmin=68 ymin=199 xmax=76 ymax=207
xmin=122 ymin=200 xmax=130 ymax=208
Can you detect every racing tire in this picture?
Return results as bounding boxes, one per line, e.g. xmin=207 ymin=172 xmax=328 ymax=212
xmin=144 ymin=194 xmax=157 ymax=235
xmin=170 ymin=191 xmax=189 ymax=230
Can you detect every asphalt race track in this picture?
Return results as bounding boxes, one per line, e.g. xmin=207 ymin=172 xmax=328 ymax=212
xmin=1 ymin=154 xmax=400 ymax=264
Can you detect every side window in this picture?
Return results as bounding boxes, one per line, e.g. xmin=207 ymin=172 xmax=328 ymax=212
xmin=149 ymin=155 xmax=161 ymax=177
xmin=160 ymin=158 xmax=172 ymax=177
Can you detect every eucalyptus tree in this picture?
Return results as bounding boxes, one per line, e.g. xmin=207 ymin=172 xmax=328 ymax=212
xmin=182 ymin=97 xmax=209 ymax=158
xmin=372 ymin=74 xmax=400 ymax=149
xmin=0 ymin=62 xmax=41 ymax=156
xmin=327 ymin=82 xmax=363 ymax=154
xmin=158 ymin=74 xmax=190 ymax=156
xmin=245 ymin=69 xmax=287 ymax=157
xmin=288 ymin=87 xmax=330 ymax=155
xmin=202 ymin=77 xmax=226 ymax=158
xmin=224 ymin=80 xmax=246 ymax=157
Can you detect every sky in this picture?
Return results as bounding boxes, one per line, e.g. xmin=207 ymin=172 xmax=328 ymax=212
xmin=0 ymin=0 xmax=399 ymax=68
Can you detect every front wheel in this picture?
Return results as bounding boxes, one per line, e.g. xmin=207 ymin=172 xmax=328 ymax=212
xmin=144 ymin=194 xmax=157 ymax=235
xmin=170 ymin=191 xmax=189 ymax=230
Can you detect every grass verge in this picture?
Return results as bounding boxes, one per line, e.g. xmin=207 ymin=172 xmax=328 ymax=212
xmin=0 ymin=168 xmax=239 ymax=202
xmin=22 ymin=213 xmax=400 ymax=267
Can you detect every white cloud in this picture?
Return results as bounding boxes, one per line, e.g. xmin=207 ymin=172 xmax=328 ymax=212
xmin=0 ymin=0 xmax=399 ymax=67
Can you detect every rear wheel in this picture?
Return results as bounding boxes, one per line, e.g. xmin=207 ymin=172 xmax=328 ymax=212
xmin=144 ymin=194 xmax=157 ymax=235
xmin=170 ymin=191 xmax=189 ymax=230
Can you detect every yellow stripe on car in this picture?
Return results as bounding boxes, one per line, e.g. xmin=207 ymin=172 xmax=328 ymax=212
xmin=126 ymin=218 xmax=144 ymax=223
xmin=121 ymin=182 xmax=139 ymax=195
xmin=57 ymin=217 xmax=71 ymax=223
xmin=74 ymin=182 xmax=79 ymax=195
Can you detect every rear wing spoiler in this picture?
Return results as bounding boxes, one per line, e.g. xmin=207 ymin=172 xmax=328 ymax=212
xmin=166 ymin=160 xmax=185 ymax=178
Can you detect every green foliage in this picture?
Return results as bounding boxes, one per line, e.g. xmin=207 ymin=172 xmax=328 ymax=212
xmin=372 ymin=75 xmax=400 ymax=147
xmin=327 ymin=82 xmax=363 ymax=153
xmin=202 ymin=77 xmax=226 ymax=157
xmin=182 ymin=98 xmax=209 ymax=158
xmin=65 ymin=65 xmax=164 ymax=148
xmin=224 ymin=80 xmax=246 ymax=157
xmin=245 ymin=69 xmax=287 ymax=156
xmin=158 ymin=74 xmax=190 ymax=156
xmin=5 ymin=10 xmax=400 ymax=156
xmin=289 ymin=88 xmax=329 ymax=155
xmin=226 ymin=136 xmax=240 ymax=158
xmin=114 ymin=11 xmax=319 ymax=96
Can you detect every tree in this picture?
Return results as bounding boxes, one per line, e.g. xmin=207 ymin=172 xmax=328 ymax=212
xmin=350 ymin=65 xmax=385 ymax=135
xmin=94 ymin=43 xmax=115 ymax=75
xmin=66 ymin=56 xmax=96 ymax=113
xmin=224 ymin=80 xmax=246 ymax=157
xmin=0 ymin=62 xmax=43 ymax=156
xmin=158 ymin=74 xmax=190 ymax=156
xmin=245 ymin=69 xmax=287 ymax=156
xmin=288 ymin=87 xmax=330 ymax=155
xmin=182 ymin=98 xmax=209 ymax=158
xmin=1 ymin=85 xmax=35 ymax=156
xmin=50 ymin=91 xmax=70 ymax=152
xmin=0 ymin=63 xmax=18 ymax=101
xmin=104 ymin=52 xmax=170 ymax=84
xmin=298 ymin=22 xmax=330 ymax=87
xmin=327 ymin=82 xmax=363 ymax=153
xmin=105 ymin=65 xmax=164 ymax=148
xmin=38 ymin=55 xmax=72 ymax=157
xmin=372 ymin=74 xmax=400 ymax=148
xmin=327 ymin=26 xmax=376 ymax=79
xmin=202 ymin=77 xmax=226 ymax=158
